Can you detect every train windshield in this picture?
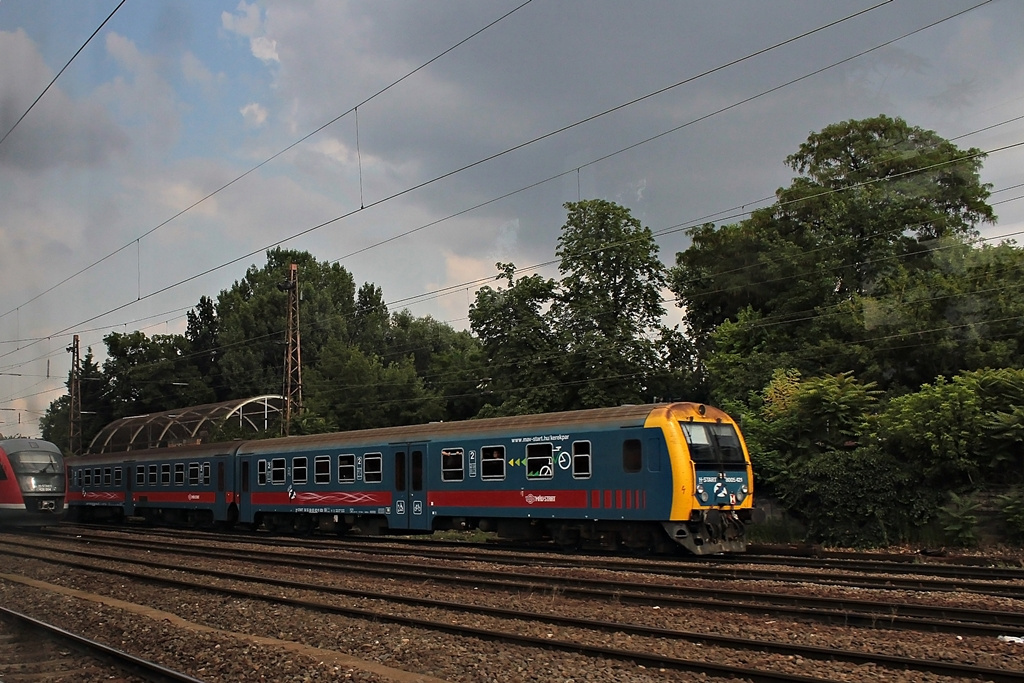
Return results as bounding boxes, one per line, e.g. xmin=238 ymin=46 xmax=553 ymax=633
xmin=680 ymin=422 xmax=745 ymax=465
xmin=9 ymin=451 xmax=62 ymax=474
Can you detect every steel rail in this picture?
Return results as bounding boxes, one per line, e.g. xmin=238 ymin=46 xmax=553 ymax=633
xmin=16 ymin=533 xmax=1024 ymax=634
xmin=7 ymin=548 xmax=1023 ymax=683
xmin=0 ymin=605 xmax=205 ymax=683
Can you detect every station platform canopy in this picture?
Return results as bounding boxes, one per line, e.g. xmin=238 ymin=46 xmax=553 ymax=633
xmin=87 ymin=395 xmax=285 ymax=454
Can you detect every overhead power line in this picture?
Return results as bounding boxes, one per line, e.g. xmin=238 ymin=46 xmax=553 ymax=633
xmin=0 ymin=0 xmax=536 ymax=325
xmin=0 ymin=1 xmax=1012 ymax=403
xmin=2 ymin=0 xmax=906 ymax=350
xmin=0 ymin=0 xmax=126 ymax=148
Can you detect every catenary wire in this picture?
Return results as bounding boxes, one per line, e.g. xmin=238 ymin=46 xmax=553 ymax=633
xmin=0 ymin=0 xmax=536 ymax=324
xmin=0 ymin=0 xmax=126 ymax=148
xmin=0 ymin=1 xmax=964 ymax=356
xmin=0 ymin=2 xmax=1011 ymax=419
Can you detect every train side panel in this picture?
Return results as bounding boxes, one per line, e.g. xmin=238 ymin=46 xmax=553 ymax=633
xmin=65 ymin=402 xmax=757 ymax=553
xmin=67 ymin=442 xmax=242 ymax=526
xmin=237 ymin=409 xmax=691 ymax=551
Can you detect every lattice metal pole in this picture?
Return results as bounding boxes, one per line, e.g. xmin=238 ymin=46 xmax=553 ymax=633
xmin=67 ymin=334 xmax=82 ymax=455
xmin=281 ymin=264 xmax=302 ymax=435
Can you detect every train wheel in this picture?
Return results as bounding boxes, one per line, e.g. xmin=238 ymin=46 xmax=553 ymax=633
xmin=549 ymin=524 xmax=581 ymax=551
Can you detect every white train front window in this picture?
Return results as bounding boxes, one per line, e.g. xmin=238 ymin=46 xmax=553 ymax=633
xmin=681 ymin=422 xmax=745 ymax=464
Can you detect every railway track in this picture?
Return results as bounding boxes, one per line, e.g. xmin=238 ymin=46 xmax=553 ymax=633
xmin=27 ymin=531 xmax=1024 ymax=635
xmin=0 ymin=605 xmax=203 ymax=682
xmin=4 ymin=531 xmax=1024 ymax=682
xmin=52 ymin=523 xmax=1024 ymax=593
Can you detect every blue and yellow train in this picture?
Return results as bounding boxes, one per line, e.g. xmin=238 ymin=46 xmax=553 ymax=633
xmin=66 ymin=402 xmax=757 ymax=554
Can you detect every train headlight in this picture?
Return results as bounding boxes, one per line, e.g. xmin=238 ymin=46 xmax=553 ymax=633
xmin=695 ymin=484 xmax=709 ymax=503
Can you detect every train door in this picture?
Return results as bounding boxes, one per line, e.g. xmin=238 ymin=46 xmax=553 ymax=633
xmin=386 ymin=442 xmax=429 ymax=531
xmin=125 ymin=463 xmax=136 ymax=516
xmin=238 ymin=457 xmax=254 ymax=524
xmin=617 ymin=427 xmax=657 ymax=516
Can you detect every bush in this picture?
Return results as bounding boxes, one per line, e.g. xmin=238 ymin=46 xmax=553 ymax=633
xmin=937 ymin=492 xmax=980 ymax=547
xmin=998 ymin=489 xmax=1024 ymax=543
xmin=767 ymin=447 xmax=937 ymax=548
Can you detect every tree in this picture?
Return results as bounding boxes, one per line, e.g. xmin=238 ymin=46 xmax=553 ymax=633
xmin=743 ymin=370 xmax=931 ymax=547
xmin=304 ymin=341 xmax=443 ymax=430
xmin=217 ymin=248 xmax=354 ymax=400
xmin=351 ymin=283 xmax=389 ymax=356
xmin=552 ymin=199 xmax=669 ymax=408
xmin=40 ymin=349 xmax=106 ymax=452
xmin=668 ymin=115 xmax=998 ymax=404
xmin=471 ymin=200 xmax=676 ymax=413
xmin=381 ymin=310 xmax=486 ymax=421
xmin=469 ymin=262 xmax=564 ymax=415
xmin=186 ymin=295 xmax=222 ymax=399
xmin=100 ymin=331 xmax=214 ymax=419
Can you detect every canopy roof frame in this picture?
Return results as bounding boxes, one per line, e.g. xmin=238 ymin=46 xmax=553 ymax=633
xmin=87 ymin=395 xmax=284 ymax=454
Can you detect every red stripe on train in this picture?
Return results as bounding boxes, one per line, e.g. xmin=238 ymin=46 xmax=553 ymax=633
xmin=427 ymin=490 xmax=588 ymax=508
xmin=134 ymin=491 xmax=216 ymax=504
xmin=249 ymin=491 xmax=393 ymax=506
xmin=67 ymin=491 xmax=125 ymax=503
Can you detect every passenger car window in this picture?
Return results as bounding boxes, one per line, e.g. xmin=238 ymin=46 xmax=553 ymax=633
xmin=293 ymin=456 xmax=308 ymax=485
xmin=572 ymin=441 xmax=592 ymax=479
xmin=526 ymin=443 xmax=553 ymax=480
xmin=441 ymin=448 xmax=464 ymax=482
xmin=270 ymin=458 xmax=286 ymax=485
xmin=622 ymin=439 xmax=642 ymax=473
xmin=481 ymin=445 xmax=505 ymax=481
xmin=364 ymin=453 xmax=382 ymax=483
xmin=338 ymin=454 xmax=355 ymax=483
xmin=314 ymin=455 xmax=331 ymax=484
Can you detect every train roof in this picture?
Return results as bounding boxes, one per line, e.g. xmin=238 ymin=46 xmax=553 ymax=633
xmin=69 ymin=402 xmax=733 ymax=463
xmin=240 ymin=402 xmax=673 ymax=454
xmin=0 ymin=438 xmax=63 ymax=454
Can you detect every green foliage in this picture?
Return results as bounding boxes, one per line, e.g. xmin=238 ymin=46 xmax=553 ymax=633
xmin=470 ymin=200 xmax=682 ymax=414
xmin=668 ymin=115 xmax=1002 ymax=406
xmin=743 ymin=370 xmax=916 ymax=547
xmin=746 ymin=370 xmax=877 ymax=471
xmin=872 ymin=368 xmax=1024 ymax=491
xmin=554 ymin=199 xmax=668 ymax=408
xmin=937 ymin=492 xmax=981 ymax=547
xmin=218 ymin=247 xmax=354 ymax=399
xmin=997 ymin=489 xmax=1024 ymax=543
xmin=469 ymin=264 xmax=564 ymax=415
xmin=872 ymin=376 xmax=981 ymax=488
xmin=771 ymin=447 xmax=932 ymax=548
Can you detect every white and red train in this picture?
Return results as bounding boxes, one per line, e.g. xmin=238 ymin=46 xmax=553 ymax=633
xmin=0 ymin=438 xmax=66 ymax=526
xmin=66 ymin=402 xmax=759 ymax=554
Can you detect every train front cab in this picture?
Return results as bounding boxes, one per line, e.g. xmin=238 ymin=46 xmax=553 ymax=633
xmin=653 ymin=403 xmax=758 ymax=554
xmin=0 ymin=439 xmax=66 ymax=525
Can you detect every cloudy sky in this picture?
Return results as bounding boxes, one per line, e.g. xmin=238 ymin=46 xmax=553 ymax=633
xmin=1 ymin=0 xmax=1022 ymax=436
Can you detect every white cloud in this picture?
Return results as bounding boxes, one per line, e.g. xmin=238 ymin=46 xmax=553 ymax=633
xmin=241 ymin=102 xmax=269 ymax=127
xmin=251 ymin=36 xmax=279 ymax=64
xmin=223 ymin=1 xmax=279 ymax=63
